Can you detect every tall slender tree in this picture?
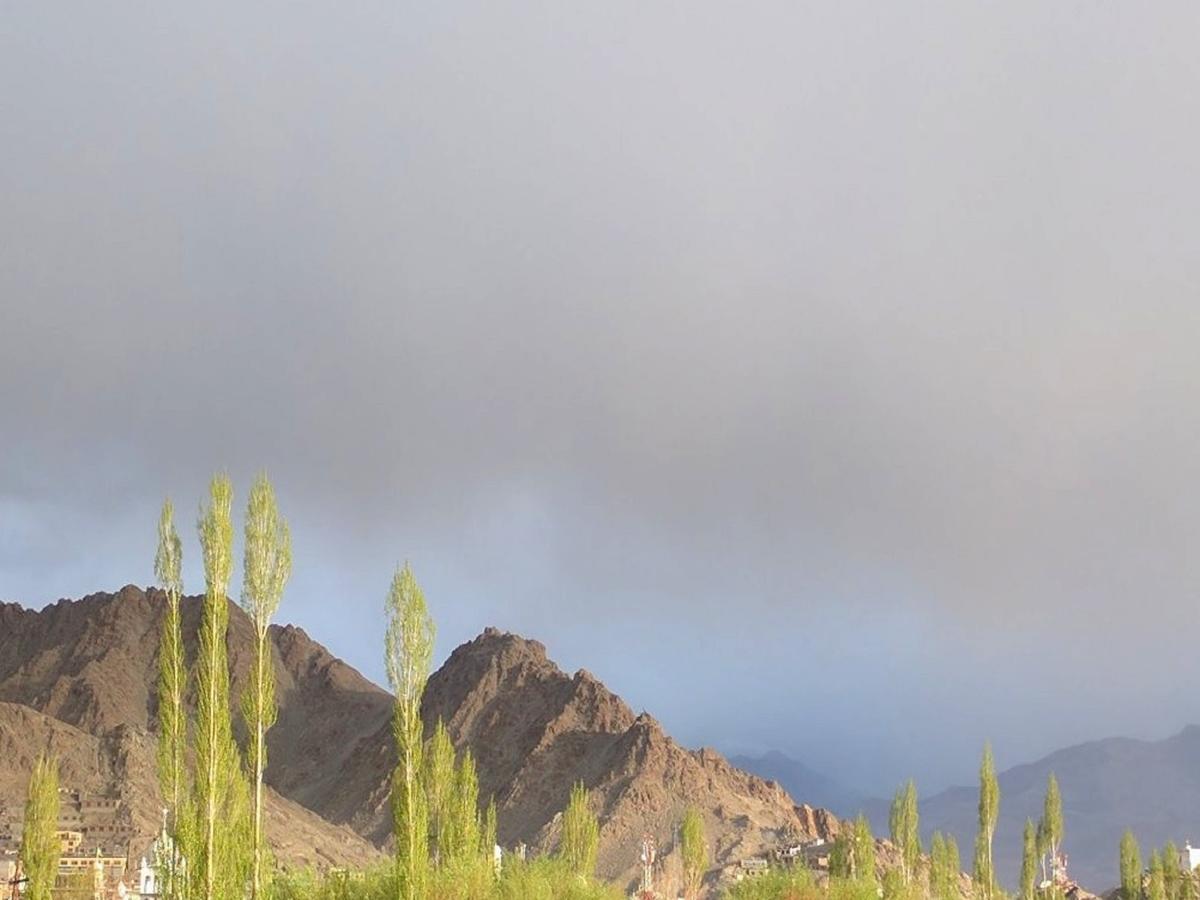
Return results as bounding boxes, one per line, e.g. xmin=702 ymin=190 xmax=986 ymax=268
xmin=680 ymin=807 xmax=707 ymax=900
xmin=1121 ymin=831 xmax=1143 ymax=900
xmin=155 ymin=500 xmax=188 ymax=900
xmin=947 ymin=834 xmax=961 ymax=873
xmin=1164 ymin=843 xmax=1182 ymax=900
xmin=560 ymin=781 xmax=599 ymax=879
xmin=194 ymin=474 xmax=251 ymax=900
xmin=239 ymin=474 xmax=291 ymax=900
xmin=931 ymin=831 xmax=961 ymax=900
xmin=1040 ymin=774 xmax=1064 ymax=884
xmin=890 ymin=779 xmax=921 ymax=884
xmin=1151 ymin=852 xmax=1167 ymax=900
xmin=424 ymin=720 xmax=456 ymax=866
xmin=385 ymin=563 xmax=435 ymax=900
xmin=1020 ymin=819 xmax=1038 ymax=900
xmin=480 ymin=797 xmax=497 ymax=862
xmin=20 ymin=753 xmax=60 ymax=900
xmin=974 ymin=742 xmax=1000 ymax=900
xmin=830 ymin=832 xmax=852 ymax=880
xmin=854 ymin=814 xmax=878 ymax=889
xmin=449 ymin=749 xmax=481 ymax=866
xmin=931 ymin=833 xmax=949 ymax=900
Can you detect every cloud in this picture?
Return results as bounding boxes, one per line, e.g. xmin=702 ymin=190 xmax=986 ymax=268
xmin=3 ymin=1 xmax=1200 ymax=792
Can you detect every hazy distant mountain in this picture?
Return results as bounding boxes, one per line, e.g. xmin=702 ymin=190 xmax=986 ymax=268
xmin=898 ymin=729 xmax=1200 ymax=892
xmin=730 ymin=750 xmax=875 ymax=818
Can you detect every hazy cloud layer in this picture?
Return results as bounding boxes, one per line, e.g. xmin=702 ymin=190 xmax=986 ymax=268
xmin=4 ymin=2 xmax=1200 ymax=793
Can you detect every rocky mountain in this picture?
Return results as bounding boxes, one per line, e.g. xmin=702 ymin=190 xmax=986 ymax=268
xmin=0 ymin=586 xmax=388 ymax=869
xmin=418 ymin=628 xmax=841 ymax=890
xmin=730 ymin=751 xmax=874 ymax=820
xmin=0 ymin=587 xmax=840 ymax=893
xmin=900 ymin=730 xmax=1200 ymax=892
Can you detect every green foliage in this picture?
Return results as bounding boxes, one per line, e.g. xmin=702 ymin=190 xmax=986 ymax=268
xmin=1164 ymin=843 xmax=1181 ymax=900
xmin=487 ymin=857 xmax=621 ymax=900
xmin=1121 ymin=830 xmax=1143 ymax=900
xmin=241 ymin=474 xmax=293 ymax=900
xmin=425 ymin=720 xmax=456 ymax=866
xmin=1150 ymin=852 xmax=1167 ymax=900
xmin=930 ymin=831 xmax=960 ymax=900
xmin=975 ymin=742 xmax=1000 ymax=900
xmin=889 ymin=780 xmax=920 ymax=884
xmin=270 ymin=858 xmax=621 ymax=900
xmin=829 ymin=876 xmax=887 ymax=900
xmin=853 ymin=814 xmax=877 ymax=889
xmin=831 ymin=815 xmax=877 ymax=886
xmin=385 ymin=563 xmax=436 ymax=900
xmin=155 ymin=499 xmax=188 ymax=900
xmin=680 ymin=806 xmax=707 ymax=900
xmin=559 ymin=782 xmax=599 ymax=880
xmin=1037 ymin=774 xmax=1064 ymax=885
xmin=449 ymin=750 xmax=481 ymax=867
xmin=724 ymin=868 xmax=819 ymax=900
xmin=194 ymin=474 xmax=252 ymax=900
xmin=723 ymin=871 xmax=882 ymax=900
xmin=1019 ymin=820 xmax=1037 ymax=900
xmin=20 ymin=753 xmax=59 ymax=900
xmin=481 ymin=797 xmax=497 ymax=860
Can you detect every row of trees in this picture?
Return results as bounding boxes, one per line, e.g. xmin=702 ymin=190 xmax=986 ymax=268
xmin=14 ymin=475 xmax=291 ymax=900
xmin=874 ymin=746 xmax=1064 ymax=900
xmin=153 ymin=475 xmax=292 ymax=900
xmin=1119 ymin=833 xmax=1200 ymax=900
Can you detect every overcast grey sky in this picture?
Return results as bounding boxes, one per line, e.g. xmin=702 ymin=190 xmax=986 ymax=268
xmin=4 ymin=2 xmax=1200 ymax=795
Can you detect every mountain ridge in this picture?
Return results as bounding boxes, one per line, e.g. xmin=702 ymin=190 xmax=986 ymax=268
xmin=0 ymin=587 xmax=841 ymax=894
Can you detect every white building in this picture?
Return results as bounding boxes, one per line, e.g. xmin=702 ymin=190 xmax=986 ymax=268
xmin=1182 ymin=843 xmax=1200 ymax=873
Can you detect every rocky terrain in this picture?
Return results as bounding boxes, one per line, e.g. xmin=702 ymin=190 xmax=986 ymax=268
xmin=0 ymin=586 xmax=840 ymax=892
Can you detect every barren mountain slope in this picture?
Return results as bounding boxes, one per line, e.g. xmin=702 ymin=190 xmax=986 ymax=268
xmin=0 ymin=701 xmax=379 ymax=869
xmin=1 ymin=590 xmax=840 ymax=892
xmin=0 ymin=586 xmax=395 ymax=817
xmin=419 ymin=628 xmax=841 ymax=891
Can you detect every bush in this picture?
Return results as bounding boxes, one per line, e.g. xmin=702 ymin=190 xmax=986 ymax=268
xmin=724 ymin=868 xmax=821 ymax=900
xmin=268 ymin=856 xmax=622 ymax=900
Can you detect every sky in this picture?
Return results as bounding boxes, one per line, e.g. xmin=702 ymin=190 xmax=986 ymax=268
xmin=4 ymin=2 xmax=1200 ymax=797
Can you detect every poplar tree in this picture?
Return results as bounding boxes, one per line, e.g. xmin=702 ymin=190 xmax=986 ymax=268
xmin=890 ymin=779 xmax=921 ymax=884
xmin=385 ymin=563 xmax=435 ymax=900
xmin=1020 ymin=819 xmax=1037 ymax=900
xmin=20 ymin=753 xmax=60 ymax=900
xmin=830 ymin=833 xmax=852 ymax=880
xmin=1039 ymin=774 xmax=1064 ymax=883
xmin=931 ymin=833 xmax=949 ymax=900
xmin=931 ymin=832 xmax=960 ymax=900
xmin=449 ymin=749 xmax=481 ymax=866
xmin=1165 ymin=843 xmax=1182 ymax=900
xmin=680 ymin=807 xmax=707 ymax=900
xmin=974 ymin=742 xmax=1000 ymax=900
xmin=1121 ymin=831 xmax=1143 ymax=900
xmin=560 ymin=781 xmax=599 ymax=879
xmin=480 ymin=797 xmax=497 ymax=861
xmin=194 ymin=475 xmax=251 ymax=900
xmin=155 ymin=500 xmax=188 ymax=900
xmin=854 ymin=814 xmax=877 ymax=889
xmin=424 ymin=720 xmax=456 ymax=866
xmin=946 ymin=834 xmax=961 ymax=881
xmin=1151 ymin=852 xmax=1167 ymax=900
xmin=239 ymin=474 xmax=292 ymax=900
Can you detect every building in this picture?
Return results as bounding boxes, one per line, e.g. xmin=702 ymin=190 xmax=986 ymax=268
xmin=0 ymin=789 xmax=136 ymax=900
xmin=1182 ymin=843 xmax=1200 ymax=873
